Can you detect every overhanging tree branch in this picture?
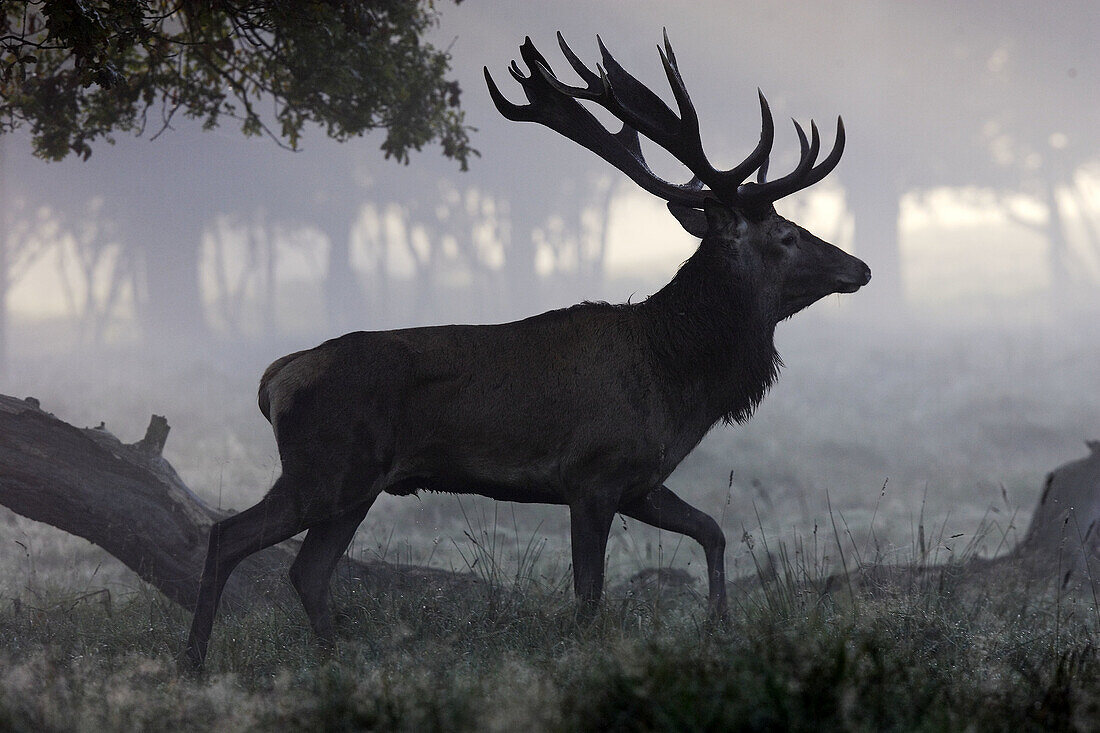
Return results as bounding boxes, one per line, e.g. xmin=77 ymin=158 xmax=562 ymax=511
xmin=0 ymin=0 xmax=475 ymax=165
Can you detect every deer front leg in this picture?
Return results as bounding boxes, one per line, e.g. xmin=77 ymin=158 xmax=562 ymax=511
xmin=568 ymin=492 xmax=619 ymax=621
xmin=619 ymin=484 xmax=728 ymax=618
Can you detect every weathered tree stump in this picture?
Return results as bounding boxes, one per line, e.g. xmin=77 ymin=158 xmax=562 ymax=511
xmin=1011 ymin=440 xmax=1100 ymax=586
xmin=801 ymin=441 xmax=1100 ymax=598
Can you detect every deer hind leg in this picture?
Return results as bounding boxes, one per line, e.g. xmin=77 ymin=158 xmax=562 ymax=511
xmin=288 ymin=499 xmax=374 ymax=646
xmin=618 ymin=484 xmax=728 ymax=618
xmin=568 ymin=493 xmax=619 ymax=621
xmin=184 ymin=474 xmax=310 ymax=670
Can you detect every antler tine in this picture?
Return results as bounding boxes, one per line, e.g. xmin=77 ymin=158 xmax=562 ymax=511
xmin=534 ymin=33 xmax=608 ymax=103
xmin=530 ymin=39 xmax=643 ymax=159
xmin=747 ymin=119 xmax=820 ymax=200
xmin=655 ymin=32 xmax=715 ymax=179
xmin=741 ymin=116 xmax=843 ymax=205
xmin=660 ymin=31 xmax=779 ymax=195
xmin=556 ymin=31 xmax=604 ymax=93
xmin=713 ymin=90 xmax=775 ymax=194
xmin=485 ymin=36 xmax=709 ymax=207
xmin=484 ymin=66 xmax=531 ymax=122
xmin=533 ymin=59 xmax=602 ymax=101
xmin=596 ymin=35 xmax=685 ymax=150
xmin=656 ymin=29 xmax=698 ymax=138
xmin=661 ymin=27 xmax=677 ymax=69
xmin=593 ymin=31 xmax=723 ymax=187
xmin=655 ymin=32 xmax=692 ymax=124
xmin=796 ymin=116 xmax=845 ymax=189
xmin=567 ymin=33 xmax=723 ymax=193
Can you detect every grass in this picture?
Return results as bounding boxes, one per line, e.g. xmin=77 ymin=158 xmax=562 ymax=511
xmin=3 ymin=508 xmax=1100 ymax=732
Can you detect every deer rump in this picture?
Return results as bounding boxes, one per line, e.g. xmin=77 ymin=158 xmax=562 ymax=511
xmin=259 ymin=305 xmax=697 ymax=511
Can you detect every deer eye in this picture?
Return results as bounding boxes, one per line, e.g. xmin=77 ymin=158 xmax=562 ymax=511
xmin=780 ymin=232 xmax=798 ymax=248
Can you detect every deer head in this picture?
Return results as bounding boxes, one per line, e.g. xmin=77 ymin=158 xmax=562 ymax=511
xmin=484 ymin=31 xmax=870 ymax=323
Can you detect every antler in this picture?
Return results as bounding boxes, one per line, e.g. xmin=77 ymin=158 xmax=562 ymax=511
xmin=744 ymin=117 xmax=845 ymax=206
xmin=484 ymin=35 xmax=709 ymax=207
xmin=484 ymin=31 xmax=844 ymax=213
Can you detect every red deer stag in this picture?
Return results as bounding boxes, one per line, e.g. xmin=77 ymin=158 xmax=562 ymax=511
xmin=184 ymin=31 xmax=870 ymax=668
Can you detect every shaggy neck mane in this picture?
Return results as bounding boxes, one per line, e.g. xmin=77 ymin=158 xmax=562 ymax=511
xmin=639 ymin=241 xmax=780 ymax=426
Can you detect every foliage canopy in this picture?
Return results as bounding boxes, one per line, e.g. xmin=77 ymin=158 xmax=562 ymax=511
xmin=0 ymin=0 xmax=474 ymax=166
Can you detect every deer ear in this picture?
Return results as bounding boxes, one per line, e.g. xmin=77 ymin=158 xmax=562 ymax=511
xmin=667 ymin=202 xmax=708 ymax=238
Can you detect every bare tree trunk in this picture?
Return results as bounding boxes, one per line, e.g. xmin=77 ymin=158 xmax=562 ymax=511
xmin=324 ymin=218 xmax=363 ymax=333
xmin=0 ymin=394 xmax=466 ymax=613
xmin=848 ymin=178 xmax=902 ymax=310
xmin=0 ymin=239 xmax=8 ymax=376
xmin=260 ymin=222 xmax=277 ymax=339
xmin=583 ymin=177 xmax=614 ymax=289
xmin=135 ymin=221 xmax=209 ymax=347
xmin=506 ymin=219 xmax=539 ymax=317
xmin=1045 ymin=182 xmax=1072 ymax=292
xmin=0 ymin=140 xmax=9 ymax=375
xmin=1070 ymin=184 xmax=1100 ymax=279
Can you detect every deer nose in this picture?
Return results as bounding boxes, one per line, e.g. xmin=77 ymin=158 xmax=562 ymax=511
xmin=834 ymin=259 xmax=871 ymax=293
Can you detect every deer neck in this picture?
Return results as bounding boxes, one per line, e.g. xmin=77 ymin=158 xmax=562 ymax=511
xmin=639 ymin=244 xmax=780 ymax=427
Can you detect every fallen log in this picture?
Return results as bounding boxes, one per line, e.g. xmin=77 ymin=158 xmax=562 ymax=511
xmin=0 ymin=393 xmax=465 ymax=613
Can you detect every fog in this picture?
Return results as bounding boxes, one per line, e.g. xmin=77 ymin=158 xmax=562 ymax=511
xmin=2 ymin=2 xmax=1098 ymax=577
